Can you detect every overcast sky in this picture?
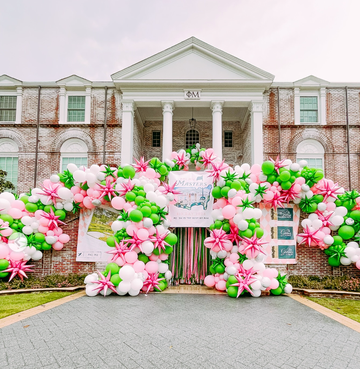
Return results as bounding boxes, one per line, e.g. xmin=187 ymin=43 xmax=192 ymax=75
xmin=1 ymin=0 xmax=359 ymax=83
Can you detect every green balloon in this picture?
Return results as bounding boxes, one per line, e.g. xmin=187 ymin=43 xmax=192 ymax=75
xmin=135 ymin=196 xmax=145 ymax=206
xmin=20 ymin=195 xmax=29 ymax=204
xmin=159 ymin=165 xmax=168 ymax=175
xmin=332 ymin=236 xmax=343 ymax=245
xmin=164 ymin=245 xmax=173 ymax=254
xmin=279 ymin=171 xmax=290 ymax=182
xmin=350 ymin=210 xmax=360 ymax=221
xmin=125 ymin=191 xmax=136 ymax=202
xmin=267 ymin=174 xmax=277 ymax=184
xmin=34 ymin=233 xmax=45 ymax=243
xmin=221 ymin=186 xmax=230 ymax=198
xmin=138 ymin=254 xmax=149 ymax=263
xmin=338 ymin=225 xmax=355 ymax=240
xmin=106 ymin=236 xmax=116 ymax=247
xmin=227 ymin=286 xmax=238 ymax=298
xmin=0 ymin=259 xmax=10 ymax=270
xmin=41 ymin=242 xmax=52 ymax=251
xmin=222 ymin=223 xmax=230 ymax=232
xmin=55 ymin=209 xmax=66 ymax=221
xmin=240 ymin=229 xmax=253 ymax=238
xmin=164 ymin=233 xmax=177 ymax=246
xmin=106 ymin=263 xmax=120 ymax=275
xmin=43 ymin=205 xmax=55 ymax=213
xmin=0 ymin=214 xmax=13 ymax=225
xmin=130 ymin=210 xmax=143 ymax=223
xmin=328 ymin=256 xmax=341 ymax=267
xmin=0 ymin=272 xmax=9 ymax=278
xmin=110 ymin=274 xmax=121 ymax=286
xmin=231 ymin=181 xmax=242 ymax=191
xmin=150 ymin=214 xmax=160 ymax=224
xmin=271 ymin=286 xmax=283 ymax=295
xmin=280 ymin=181 xmax=292 ymax=190
xmin=228 ymin=275 xmax=238 ymax=285
xmin=255 ymin=228 xmax=264 ymax=238
xmin=262 ymin=161 xmax=275 ymax=175
xmin=212 ymin=186 xmax=222 ymax=199
xmin=215 ymin=264 xmax=225 ymax=274
xmin=25 ymin=202 xmax=38 ymax=213
xmin=140 ymin=206 xmax=152 ymax=217
xmin=158 ymin=280 xmax=167 ymax=291
xmin=214 ymin=220 xmax=223 ymax=229
xmin=209 ymin=265 xmax=215 ymax=274
xmin=122 ymin=165 xmax=136 ymax=179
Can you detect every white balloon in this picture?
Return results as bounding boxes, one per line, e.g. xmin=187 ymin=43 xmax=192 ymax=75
xmin=67 ymin=163 xmax=78 ymax=173
xmin=312 ymin=219 xmax=323 ymax=230
xmin=64 ymin=202 xmax=73 ymax=212
xmin=22 ymin=226 xmax=33 ymax=235
xmin=146 ymin=191 xmax=156 ymax=202
xmin=340 ymin=257 xmax=352 ymax=266
xmin=323 ymin=235 xmax=334 ymax=245
xmin=284 ymin=284 xmax=293 ymax=294
xmin=100 ymin=288 xmax=112 ymax=296
xmin=250 ymin=280 xmax=261 ymax=290
xmin=165 ymin=270 xmax=172 ymax=280
xmin=225 ymin=266 xmax=237 ymax=275
xmin=242 ymin=208 xmax=255 ymax=220
xmin=345 ymin=247 xmax=356 ymax=257
xmin=0 ymin=199 xmax=11 ymax=214
xmin=350 ymin=255 xmax=360 ymax=263
xmin=217 ymin=250 xmax=227 ymax=259
xmin=301 ymin=184 xmax=310 ymax=192
xmin=290 ymin=163 xmax=300 ymax=172
xmin=238 ymin=220 xmax=249 ymax=231
xmin=85 ymin=284 xmax=99 ymax=297
xmin=143 ymin=218 xmax=153 ymax=228
xmin=330 ymin=215 xmax=344 ymax=227
xmin=31 ymin=221 xmax=39 ymax=230
xmin=346 ymin=218 xmax=354 ymax=226
xmin=253 ymin=262 xmax=265 ymax=273
xmin=253 ymin=208 xmax=263 ymax=220
xmin=334 ymin=206 xmax=348 ymax=217
xmin=243 ymin=260 xmax=254 ymax=270
xmin=32 ymin=250 xmax=43 ymax=261
xmin=58 ymin=187 xmax=73 ymax=200
xmin=142 ymin=241 xmax=154 ymax=255
xmin=144 ymin=183 xmax=155 ymax=193
xmin=86 ymin=172 xmax=97 ymax=184
xmin=227 ymin=189 xmax=237 ymax=198
xmin=299 ymin=160 xmax=308 ymax=168
xmin=251 ymin=289 xmax=262 ymax=297
xmin=84 ymin=273 xmax=98 ymax=284
xmin=50 ymin=174 xmax=60 ymax=183
xmin=347 ymin=242 xmax=359 ymax=248
xmin=97 ymin=172 xmax=106 ymax=181
xmin=261 ymin=277 xmax=271 ymax=288
xmin=158 ymin=263 xmax=169 ymax=273
xmin=21 ymin=216 xmax=33 ymax=226
xmin=111 ymin=221 xmax=124 ymax=232
xmin=131 ymin=278 xmax=143 ymax=291
xmin=155 ymin=196 xmax=167 ymax=208
xmin=55 ymin=202 xmax=64 ymax=210
xmin=118 ymin=281 xmax=131 ymax=293
xmin=259 ymin=173 xmax=267 ymax=182
xmin=128 ymin=289 xmax=140 ymax=296
xmin=90 ymin=164 xmax=100 ymax=174
xmin=317 ymin=202 xmax=327 ymax=211
xmin=255 ymin=253 xmax=266 ymax=263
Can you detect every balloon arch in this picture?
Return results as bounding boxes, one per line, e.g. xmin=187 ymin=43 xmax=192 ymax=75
xmin=0 ymin=144 xmax=359 ymax=298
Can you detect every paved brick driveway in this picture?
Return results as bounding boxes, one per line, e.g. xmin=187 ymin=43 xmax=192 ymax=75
xmin=1 ymin=294 xmax=360 ymax=368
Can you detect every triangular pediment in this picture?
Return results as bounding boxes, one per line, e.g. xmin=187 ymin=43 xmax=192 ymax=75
xmin=112 ymin=37 xmax=274 ymax=81
xmin=0 ymin=74 xmax=22 ymax=87
xmin=294 ymin=75 xmax=329 ymax=87
xmin=56 ymin=74 xmax=91 ymax=87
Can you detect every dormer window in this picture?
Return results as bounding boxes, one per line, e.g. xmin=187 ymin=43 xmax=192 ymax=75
xmin=300 ymin=96 xmax=318 ymax=123
xmin=67 ymin=96 xmax=86 ymax=122
xmin=0 ymin=96 xmax=17 ymax=121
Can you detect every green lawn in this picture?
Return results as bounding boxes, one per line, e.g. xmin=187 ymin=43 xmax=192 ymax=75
xmin=0 ymin=291 xmax=76 ymax=319
xmin=307 ymin=297 xmax=360 ymax=323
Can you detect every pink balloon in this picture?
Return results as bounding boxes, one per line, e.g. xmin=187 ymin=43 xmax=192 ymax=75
xmin=316 ymin=231 xmax=325 ymax=240
xmin=295 ymin=177 xmax=306 ymax=185
xmin=0 ymin=245 xmax=10 ymax=258
xmin=204 ymin=275 xmax=215 ymax=287
xmin=8 ymin=208 xmax=23 ymax=219
xmin=83 ymin=197 xmax=95 ymax=209
xmin=43 ymin=179 xmax=52 ymax=187
xmin=224 ymin=258 xmax=233 ymax=267
xmin=142 ymin=270 xmax=148 ymax=280
xmin=10 ymin=251 xmax=24 ymax=261
xmin=229 ymin=253 xmax=239 ymax=263
xmin=270 ymin=278 xmax=279 ymax=290
xmin=231 ymin=197 xmax=242 ymax=207
xmin=1 ymin=228 xmax=12 ymax=237
xmin=111 ymin=197 xmax=125 ymax=210
xmin=217 ymin=198 xmax=227 ymax=208
xmin=222 ymin=205 xmax=236 ymax=219
xmin=321 ymin=227 xmax=331 ymax=235
xmin=115 ymin=257 xmax=125 ymax=266
xmin=126 ymin=224 xmax=137 ymax=237
xmin=52 ymin=242 xmax=64 ymax=251
xmin=133 ymin=260 xmax=145 ymax=272
xmin=87 ymin=188 xmax=94 ymax=197
xmin=74 ymin=193 xmax=84 ymax=203
xmin=215 ymin=280 xmax=227 ymax=291
xmin=263 ymin=191 xmax=274 ymax=201
xmin=47 ymin=230 xmax=54 ymax=236
xmin=53 ymin=228 xmax=63 ymax=236
xmin=145 ymin=168 xmax=156 ymax=179
xmin=327 ymin=202 xmax=336 ymax=211
xmin=147 ymin=226 xmax=156 ymax=235
xmin=251 ymin=164 xmax=261 ymax=174
xmin=38 ymin=225 xmax=49 ymax=234
xmin=123 ymin=202 xmax=132 ymax=211
xmin=12 ymin=200 xmax=25 ymax=211
xmin=214 ymin=276 xmax=220 ymax=283
xmin=125 ymin=251 xmax=138 ymax=264
xmin=145 ymin=261 xmax=158 ymax=274
xmin=356 ymin=259 xmax=360 ymax=269
xmin=159 ymin=253 xmax=168 ymax=261
xmin=262 ymin=269 xmax=274 ymax=278
xmin=250 ymin=174 xmax=258 ymax=183
xmin=35 ymin=210 xmax=43 ymax=220
xmin=137 ymin=228 xmax=149 ymax=241
xmin=39 ymin=217 xmax=49 ymax=226
xmin=58 ymin=234 xmax=70 ymax=243
xmin=293 ymin=184 xmax=301 ymax=192
xmin=71 ymin=186 xmax=81 ymax=194
xmin=92 ymin=190 xmax=100 ymax=199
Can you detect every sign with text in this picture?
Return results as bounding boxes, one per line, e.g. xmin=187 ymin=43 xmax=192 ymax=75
xmin=76 ymin=206 xmax=118 ymax=262
xmin=259 ymin=204 xmax=300 ymax=264
xmin=168 ymin=171 xmax=214 ymax=227
xmin=184 ymin=90 xmax=201 ymax=100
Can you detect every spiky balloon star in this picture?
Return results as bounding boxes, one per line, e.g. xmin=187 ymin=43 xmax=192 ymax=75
xmin=98 ymin=177 xmax=118 ymax=201
xmin=133 ymin=157 xmax=150 ymax=172
xmin=3 ymin=260 xmax=34 ymax=282
xmin=41 ymin=208 xmax=66 ymax=230
xmin=199 ymin=150 xmax=217 ymax=169
xmin=106 ymin=239 xmax=131 ymax=263
xmin=118 ymin=179 xmax=135 ymax=197
xmin=39 ymin=182 xmax=61 ymax=205
xmin=316 ymin=179 xmax=342 ymax=201
xmin=239 ymin=235 xmax=267 ymax=258
xmin=174 ymin=151 xmax=189 ymax=170
xmin=143 ymin=272 xmax=165 ymax=294
xmin=297 ymin=225 xmax=322 ymax=247
xmin=91 ymin=270 xmax=118 ymax=296
xmin=206 ymin=160 xmax=229 ymax=182
xmin=229 ymin=269 xmax=257 ymax=298
xmin=269 ymin=155 xmax=287 ymax=175
xmin=149 ymin=229 xmax=170 ymax=253
xmin=204 ymin=228 xmax=232 ymax=252
xmin=160 ymin=182 xmax=182 ymax=195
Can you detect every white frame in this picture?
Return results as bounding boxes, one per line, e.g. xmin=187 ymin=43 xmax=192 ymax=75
xmin=295 ymin=88 xmax=326 ymax=125
xmin=0 ymin=138 xmax=19 ymax=190
xmin=0 ymin=88 xmax=22 ymax=124
xmin=60 ymin=138 xmax=88 ymax=172
xmin=296 ymin=139 xmax=325 ymax=172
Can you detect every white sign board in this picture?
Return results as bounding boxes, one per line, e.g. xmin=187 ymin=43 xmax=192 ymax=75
xmin=76 ymin=206 xmax=118 ymax=262
xmin=169 ymin=171 xmax=214 ymax=227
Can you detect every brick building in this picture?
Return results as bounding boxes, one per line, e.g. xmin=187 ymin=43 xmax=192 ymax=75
xmin=1 ymin=37 xmax=359 ymax=278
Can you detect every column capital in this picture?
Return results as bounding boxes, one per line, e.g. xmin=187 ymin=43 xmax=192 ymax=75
xmin=211 ymin=101 xmax=224 ymax=113
xmin=250 ymin=101 xmax=263 ymax=113
xmin=161 ymin=101 xmax=174 ymax=114
xmin=122 ymin=100 xmax=135 ymax=113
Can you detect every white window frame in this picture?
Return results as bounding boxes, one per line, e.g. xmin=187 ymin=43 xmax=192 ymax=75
xmin=296 ymin=139 xmax=325 ymax=173
xmin=0 ymin=88 xmax=22 ymax=124
xmin=295 ymin=88 xmax=326 ymax=125
xmin=0 ymin=138 xmax=19 ymax=191
xmin=60 ymin=138 xmax=88 ymax=172
xmin=59 ymin=87 xmax=91 ymax=124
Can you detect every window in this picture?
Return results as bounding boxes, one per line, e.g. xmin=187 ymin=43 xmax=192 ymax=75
xmin=67 ymin=96 xmax=85 ymax=122
xmin=300 ymin=96 xmax=318 ymax=123
xmin=296 ymin=139 xmax=324 ymax=171
xmin=0 ymin=96 xmax=16 ymax=122
xmin=60 ymin=138 xmax=88 ymax=172
xmin=224 ymin=131 xmax=233 ymax=148
xmin=186 ymin=129 xmax=199 ymax=148
xmin=0 ymin=138 xmax=19 ymax=191
xmin=152 ymin=131 xmax=161 ymax=147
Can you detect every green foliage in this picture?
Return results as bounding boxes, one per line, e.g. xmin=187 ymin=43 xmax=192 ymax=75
xmin=0 ymin=273 xmax=87 ymax=291
xmin=288 ymin=275 xmax=360 ymax=292
xmin=0 ymin=169 xmax=15 ymax=193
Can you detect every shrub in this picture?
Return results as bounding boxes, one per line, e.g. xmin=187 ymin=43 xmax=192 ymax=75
xmin=288 ymin=275 xmax=360 ymax=292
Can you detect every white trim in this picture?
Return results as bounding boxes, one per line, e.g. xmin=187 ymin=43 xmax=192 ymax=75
xmin=0 ymin=89 xmax=22 ymax=124
xmin=294 ymin=89 xmax=326 ymax=125
xmin=59 ymin=88 xmax=91 ymax=124
xmin=296 ymin=139 xmax=325 ymax=171
xmin=0 ymin=138 xmax=19 ymax=154
xmin=60 ymin=138 xmax=88 ymax=173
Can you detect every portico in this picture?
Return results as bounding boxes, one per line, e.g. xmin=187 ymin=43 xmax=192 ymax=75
xmin=112 ymin=37 xmax=274 ymax=165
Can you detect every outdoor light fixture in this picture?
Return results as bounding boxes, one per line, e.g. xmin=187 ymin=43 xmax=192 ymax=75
xmin=189 ymin=107 xmax=197 ymax=129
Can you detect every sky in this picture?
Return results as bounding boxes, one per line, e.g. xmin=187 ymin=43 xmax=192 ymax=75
xmin=1 ymin=0 xmax=360 ymax=83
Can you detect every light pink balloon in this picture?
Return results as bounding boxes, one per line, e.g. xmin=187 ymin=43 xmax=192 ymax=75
xmin=327 ymin=202 xmax=336 ymax=211
xmin=35 ymin=210 xmax=43 ymax=220
xmin=142 ymin=270 xmax=149 ymax=280
xmin=316 ymin=231 xmax=325 ymax=240
xmin=250 ymin=174 xmax=258 ymax=183
xmin=204 ymin=275 xmax=215 ymax=287
xmin=0 ymin=245 xmax=10 ymax=258
xmin=356 ymin=259 xmax=360 ymax=269
xmin=47 ymin=230 xmax=54 ymax=236
xmin=53 ymin=228 xmax=63 ymax=236
xmin=137 ymin=229 xmax=149 ymax=241
xmin=295 ymin=177 xmax=306 ymax=185
xmin=293 ymin=184 xmax=302 ymax=192
xmin=222 ymin=205 xmax=236 ymax=219
xmin=263 ymin=191 xmax=274 ymax=201
xmin=217 ymin=198 xmax=227 ymax=208
xmin=111 ymin=197 xmax=125 ymax=210
xmin=10 ymin=251 xmax=24 ymax=261
xmin=145 ymin=261 xmax=159 ymax=274
xmin=115 ymin=257 xmax=125 ymax=266
xmin=83 ymin=197 xmax=95 ymax=209
xmin=123 ymin=202 xmax=132 ymax=211
xmin=214 ymin=276 xmax=220 ymax=283
xmin=74 ymin=193 xmax=84 ymax=203
xmin=224 ymin=258 xmax=233 ymax=267
xmin=1 ymin=228 xmax=13 ymax=237
xmin=149 ymin=254 xmax=158 ymax=261
xmin=230 ymin=253 xmax=239 ymax=263
xmin=125 ymin=251 xmax=138 ymax=264
xmin=52 ymin=242 xmax=64 ymax=251
xmin=38 ymin=225 xmax=49 ymax=234
xmin=133 ymin=260 xmax=145 ymax=272
xmin=92 ymin=190 xmax=100 ymax=199
xmin=147 ymin=226 xmax=156 ymax=235
xmin=58 ymin=234 xmax=70 ymax=243
xmin=8 ymin=208 xmax=23 ymax=219
xmin=126 ymin=224 xmax=137 ymax=237
xmin=71 ymin=186 xmax=81 ymax=194
xmin=87 ymin=188 xmax=94 ymax=197
xmin=159 ymin=253 xmax=168 ymax=261
xmin=270 ymin=278 xmax=279 ymax=290
xmin=12 ymin=200 xmax=25 ymax=211
xmin=215 ymin=280 xmax=227 ymax=291
xmin=43 ymin=179 xmax=52 ymax=187
xmin=231 ymin=197 xmax=242 ymax=207
xmin=321 ymin=227 xmax=331 ymax=235
xmin=145 ymin=168 xmax=156 ymax=179
xmin=262 ymin=269 xmax=274 ymax=278
xmin=39 ymin=217 xmax=49 ymax=226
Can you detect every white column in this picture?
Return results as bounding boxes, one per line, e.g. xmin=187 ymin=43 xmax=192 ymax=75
xmin=211 ymin=101 xmax=224 ymax=159
xmin=161 ymin=101 xmax=174 ymax=161
xmin=320 ymin=87 xmax=326 ymax=125
xmin=294 ymin=87 xmax=300 ymax=125
xmin=15 ymin=87 xmax=22 ymax=124
xmin=250 ymin=101 xmax=264 ymax=165
xmin=59 ymin=87 xmax=66 ymax=123
xmin=121 ymin=100 xmax=135 ymax=166
xmin=84 ymin=87 xmax=91 ymax=124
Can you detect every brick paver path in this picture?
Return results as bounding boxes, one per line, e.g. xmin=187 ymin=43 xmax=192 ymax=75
xmin=1 ymin=294 xmax=360 ymax=368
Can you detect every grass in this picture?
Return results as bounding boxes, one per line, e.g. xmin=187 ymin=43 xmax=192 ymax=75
xmin=307 ymin=297 xmax=360 ymax=324
xmin=0 ymin=291 xmax=76 ymax=319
